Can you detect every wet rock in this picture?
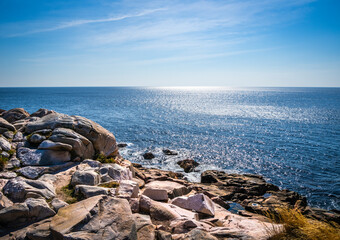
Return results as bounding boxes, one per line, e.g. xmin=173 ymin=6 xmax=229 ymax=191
xmin=172 ymin=193 xmax=215 ymax=216
xmin=3 ymin=177 xmax=55 ymax=202
xmin=3 ymin=131 xmax=14 ymax=139
xmin=25 ymin=112 xmax=118 ymax=157
xmin=70 ymin=169 xmax=100 ymax=186
xmin=29 ymin=133 xmax=46 ymax=144
xmin=1 ymin=108 xmax=29 ymax=123
xmin=13 ymin=131 xmax=24 ymax=142
xmin=30 ymin=108 xmax=55 ymax=118
xmin=75 ymin=185 xmax=109 ymax=198
xmin=50 ymin=195 xmax=137 ymax=239
xmin=117 ymin=180 xmax=139 ymax=198
xmin=51 ymin=198 xmax=69 ymax=212
xmin=17 ymin=166 xmax=46 ymax=179
xmin=0 ymin=198 xmax=55 ymax=227
xmin=38 ymin=140 xmax=72 ymax=151
xmin=143 ymin=152 xmax=155 ymax=159
xmin=0 ymin=136 xmax=11 ymax=151
xmin=163 ymin=149 xmax=178 ymax=155
xmin=118 ymin=143 xmax=128 ymax=148
xmin=177 ymin=159 xmax=199 ymax=173
xmin=303 ymin=206 xmax=340 ymax=224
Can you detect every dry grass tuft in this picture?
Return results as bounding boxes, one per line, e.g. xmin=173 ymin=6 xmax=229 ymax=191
xmin=99 ymin=181 xmax=120 ymax=188
xmin=267 ymin=208 xmax=340 ymax=240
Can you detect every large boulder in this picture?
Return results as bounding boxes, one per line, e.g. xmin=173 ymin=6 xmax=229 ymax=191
xmin=133 ymin=214 xmax=156 ymax=240
xmin=100 ymin=163 xmax=132 ymax=182
xmin=0 ymin=117 xmax=16 ymax=134
xmin=0 ymin=198 xmax=55 ymax=227
xmin=75 ymin=185 xmax=109 ymax=198
xmin=0 ymin=136 xmax=11 ymax=152
xmin=1 ymin=108 xmax=29 ymax=123
xmin=143 ymin=180 xmax=190 ymax=201
xmin=172 ymin=193 xmax=215 ymax=216
xmin=3 ymin=177 xmax=55 ymax=202
xmin=25 ymin=112 xmax=118 ymax=157
xmin=117 ymin=180 xmax=139 ymax=198
xmin=0 ymin=192 xmax=13 ymax=210
xmin=17 ymin=147 xmax=71 ymax=166
xmin=70 ymin=169 xmax=100 ymax=187
xmin=30 ymin=108 xmax=55 ymax=118
xmin=50 ymin=195 xmax=137 ymax=239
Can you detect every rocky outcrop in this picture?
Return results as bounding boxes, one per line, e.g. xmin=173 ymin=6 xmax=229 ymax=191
xmin=0 ymin=108 xmax=29 ymax=123
xmin=177 ymin=159 xmax=199 ymax=173
xmin=0 ymin=117 xmax=16 ymax=134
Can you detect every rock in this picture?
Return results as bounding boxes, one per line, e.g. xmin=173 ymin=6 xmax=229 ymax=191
xmin=75 ymin=185 xmax=109 ymax=198
xmin=163 ymin=149 xmax=178 ymax=155
xmin=83 ymin=159 xmax=102 ymax=168
xmin=99 ymin=163 xmax=132 ymax=182
xmin=0 ymin=136 xmax=11 ymax=151
xmin=3 ymin=177 xmax=55 ymax=202
xmin=0 ymin=198 xmax=55 ymax=227
xmin=143 ymin=152 xmax=155 ymax=159
xmin=133 ymin=213 xmax=156 ymax=240
xmin=29 ymin=133 xmax=46 ymax=144
xmin=156 ymin=230 xmax=172 ymax=240
xmin=1 ymin=108 xmax=29 ymax=123
xmin=6 ymin=157 xmax=21 ymax=169
xmin=51 ymin=198 xmax=69 ymax=212
xmin=303 ymin=206 xmax=340 ymax=224
xmin=129 ymin=198 xmax=140 ymax=213
xmin=143 ymin=188 xmax=169 ymax=201
xmin=0 ymin=192 xmax=13 ymax=210
xmin=174 ymin=228 xmax=218 ymax=240
xmin=177 ymin=159 xmax=199 ymax=173
xmin=150 ymin=201 xmax=198 ymax=222
xmin=0 ymin=171 xmax=17 ymax=179
xmin=172 ymin=193 xmax=215 ymax=216
xmin=0 ymin=151 xmax=10 ymax=158
xmin=0 ymin=117 xmax=16 ymax=133
xmin=144 ymin=180 xmax=190 ymax=200
xmin=13 ymin=131 xmax=24 ymax=142
xmin=70 ymin=169 xmax=100 ymax=186
xmin=30 ymin=108 xmax=55 ymax=118
xmin=118 ymin=143 xmax=128 ymax=148
xmin=17 ymin=147 xmax=71 ymax=166
xmin=38 ymin=140 xmax=72 ymax=151
xmin=117 ymin=180 xmax=139 ymax=198
xmin=17 ymin=166 xmax=47 ymax=179
xmin=49 ymin=128 xmax=94 ymax=159
xmin=50 ymin=195 xmax=137 ymax=239
xmin=25 ymin=113 xmax=118 ymax=157
xmin=3 ymin=131 xmax=14 ymax=139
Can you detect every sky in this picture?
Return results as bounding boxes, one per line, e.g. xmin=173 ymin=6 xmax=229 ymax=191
xmin=0 ymin=0 xmax=339 ymax=87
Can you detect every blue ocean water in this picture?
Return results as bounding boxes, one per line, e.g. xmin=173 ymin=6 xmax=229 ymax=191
xmin=0 ymin=87 xmax=339 ymax=210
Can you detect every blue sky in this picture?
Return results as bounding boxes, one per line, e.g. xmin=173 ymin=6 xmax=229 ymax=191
xmin=0 ymin=0 xmax=339 ymax=87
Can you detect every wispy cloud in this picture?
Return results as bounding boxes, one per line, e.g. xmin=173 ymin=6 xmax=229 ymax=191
xmin=6 ymin=8 xmax=166 ymax=37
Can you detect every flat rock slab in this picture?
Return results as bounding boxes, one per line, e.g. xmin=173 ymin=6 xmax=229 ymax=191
xmin=172 ymin=193 xmax=215 ymax=216
xmin=144 ymin=180 xmax=190 ymax=200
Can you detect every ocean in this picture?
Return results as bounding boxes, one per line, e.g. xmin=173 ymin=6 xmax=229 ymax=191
xmin=0 ymin=87 xmax=339 ymax=210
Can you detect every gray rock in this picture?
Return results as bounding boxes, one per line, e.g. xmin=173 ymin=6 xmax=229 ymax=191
xmin=0 ymin=197 xmax=55 ymax=227
xmin=50 ymin=195 xmax=137 ymax=240
xmin=99 ymin=163 xmax=132 ymax=182
xmin=0 ymin=117 xmax=16 ymax=132
xmin=25 ymin=113 xmax=118 ymax=157
xmin=3 ymin=177 xmax=55 ymax=202
xmin=0 ymin=171 xmax=17 ymax=179
xmin=133 ymin=213 xmax=156 ymax=240
xmin=71 ymin=169 xmax=100 ymax=186
xmin=83 ymin=159 xmax=102 ymax=168
xmin=1 ymin=151 xmax=10 ymax=158
xmin=0 ymin=136 xmax=11 ymax=151
xmin=3 ymin=131 xmax=14 ymax=139
xmin=17 ymin=147 xmax=71 ymax=166
xmin=17 ymin=166 xmax=47 ymax=179
xmin=13 ymin=131 xmax=24 ymax=142
xmin=171 ymin=193 xmax=215 ymax=216
xmin=117 ymin=180 xmax=139 ymax=198
xmin=5 ymin=157 xmax=21 ymax=169
xmin=29 ymin=133 xmax=46 ymax=144
xmin=75 ymin=185 xmax=109 ymax=198
xmin=0 ymin=192 xmax=13 ymax=210
xmin=38 ymin=140 xmax=72 ymax=151
xmin=30 ymin=108 xmax=55 ymax=118
xmin=51 ymin=198 xmax=69 ymax=212
xmin=1 ymin=108 xmax=30 ymax=123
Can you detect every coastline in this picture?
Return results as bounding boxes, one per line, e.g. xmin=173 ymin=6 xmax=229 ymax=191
xmin=0 ymin=108 xmax=338 ymax=239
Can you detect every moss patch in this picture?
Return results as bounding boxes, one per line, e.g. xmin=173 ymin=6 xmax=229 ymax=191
xmin=99 ymin=181 xmax=119 ymax=188
xmin=0 ymin=156 xmax=9 ymax=171
xmin=58 ymin=184 xmax=79 ymax=204
xmin=96 ymin=153 xmax=117 ymax=164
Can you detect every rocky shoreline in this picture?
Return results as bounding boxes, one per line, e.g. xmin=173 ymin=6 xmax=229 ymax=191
xmin=0 ymin=108 xmax=338 ymax=240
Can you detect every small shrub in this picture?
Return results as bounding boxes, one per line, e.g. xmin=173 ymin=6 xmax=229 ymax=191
xmin=8 ymin=148 xmax=15 ymax=156
xmin=59 ymin=184 xmax=78 ymax=204
xmin=99 ymin=181 xmax=120 ymax=188
xmin=267 ymin=208 xmax=340 ymax=240
xmin=0 ymin=156 xmax=9 ymax=171
xmin=96 ymin=153 xmax=117 ymax=164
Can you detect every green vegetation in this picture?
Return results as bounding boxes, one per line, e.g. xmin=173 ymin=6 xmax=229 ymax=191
xmin=58 ymin=184 xmax=81 ymax=204
xmin=0 ymin=155 xmax=9 ymax=171
xmin=8 ymin=148 xmax=15 ymax=156
xmin=99 ymin=181 xmax=119 ymax=188
xmin=96 ymin=153 xmax=117 ymax=164
xmin=267 ymin=208 xmax=340 ymax=240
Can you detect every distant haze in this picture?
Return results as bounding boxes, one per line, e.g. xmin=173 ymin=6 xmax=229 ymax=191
xmin=0 ymin=0 xmax=339 ymax=87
